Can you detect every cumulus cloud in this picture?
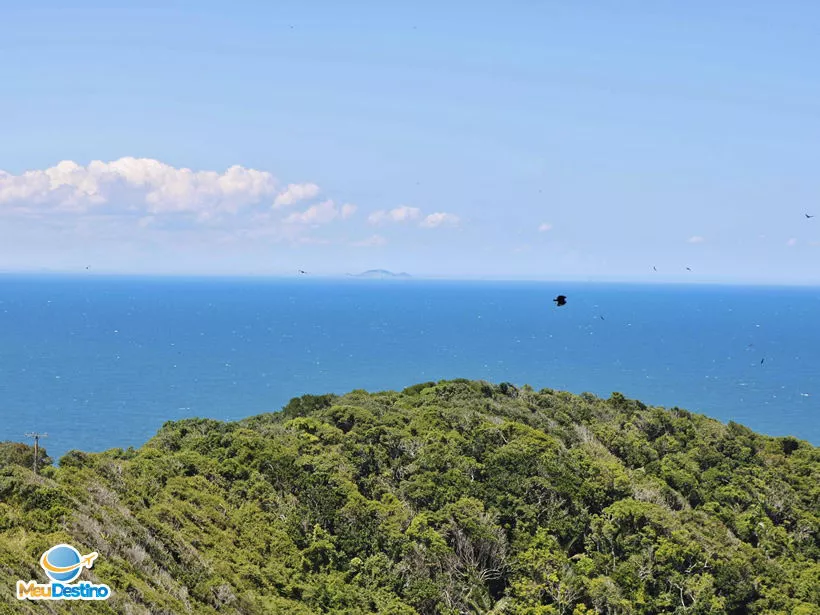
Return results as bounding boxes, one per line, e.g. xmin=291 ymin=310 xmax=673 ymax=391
xmin=273 ymin=182 xmax=320 ymax=208
xmin=368 ymin=205 xmax=421 ymax=225
xmin=786 ymin=238 xmax=798 ymax=247
xmin=538 ymin=223 xmax=553 ymax=232
xmin=420 ymin=212 xmax=460 ymax=228
xmin=0 ymin=158 xmax=376 ymax=254
xmin=352 ymin=234 xmax=387 ymax=247
xmin=284 ymin=199 xmax=354 ymax=226
xmin=687 ymin=235 xmax=706 ymax=244
xmin=0 ymin=158 xmax=278 ymax=215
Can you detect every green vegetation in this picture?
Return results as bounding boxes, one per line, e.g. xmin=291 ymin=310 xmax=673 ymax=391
xmin=1 ymin=380 xmax=818 ymax=614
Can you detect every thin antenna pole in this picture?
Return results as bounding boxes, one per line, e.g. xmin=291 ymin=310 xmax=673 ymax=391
xmin=24 ymin=432 xmax=48 ymax=474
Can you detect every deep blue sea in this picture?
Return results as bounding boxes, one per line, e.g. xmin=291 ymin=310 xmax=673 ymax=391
xmin=1 ymin=276 xmax=818 ymax=459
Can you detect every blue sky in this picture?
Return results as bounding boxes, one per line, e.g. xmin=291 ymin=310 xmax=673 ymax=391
xmin=1 ymin=1 xmax=819 ymax=282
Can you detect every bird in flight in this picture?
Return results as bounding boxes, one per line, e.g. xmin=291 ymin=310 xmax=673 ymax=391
xmin=686 ymin=267 xmax=692 ymax=271
xmin=760 ymin=358 xmax=765 ymax=365
xmin=653 ymin=266 xmax=657 ymax=272
xmin=806 ymin=213 xmax=815 ymax=219
xmin=298 ymin=270 xmax=307 ymax=275
xmin=599 ymin=315 xmax=605 ymax=320
xmin=553 ymin=295 xmax=567 ymax=307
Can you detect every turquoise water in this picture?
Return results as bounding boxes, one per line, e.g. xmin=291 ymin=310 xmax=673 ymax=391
xmin=1 ymin=275 xmax=817 ymax=459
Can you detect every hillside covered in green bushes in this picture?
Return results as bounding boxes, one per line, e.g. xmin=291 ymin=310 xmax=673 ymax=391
xmin=1 ymin=380 xmax=818 ymax=614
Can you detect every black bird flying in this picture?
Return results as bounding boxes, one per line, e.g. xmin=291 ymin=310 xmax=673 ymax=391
xmin=553 ymin=295 xmax=567 ymax=307
xmin=806 ymin=213 xmax=815 ymax=219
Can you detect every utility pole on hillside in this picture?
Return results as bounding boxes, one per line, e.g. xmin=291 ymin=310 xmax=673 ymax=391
xmin=24 ymin=432 xmax=48 ymax=475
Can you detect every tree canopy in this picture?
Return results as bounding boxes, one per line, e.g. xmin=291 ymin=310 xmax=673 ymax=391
xmin=1 ymin=380 xmax=818 ymax=614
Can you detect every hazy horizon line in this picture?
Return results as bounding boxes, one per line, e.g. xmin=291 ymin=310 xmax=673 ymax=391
xmin=1 ymin=269 xmax=819 ymax=288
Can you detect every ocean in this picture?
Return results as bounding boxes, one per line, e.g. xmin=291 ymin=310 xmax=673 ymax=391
xmin=1 ymin=275 xmax=817 ymax=459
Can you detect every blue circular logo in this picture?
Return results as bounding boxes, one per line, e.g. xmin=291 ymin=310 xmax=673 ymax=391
xmin=40 ymin=544 xmax=83 ymax=583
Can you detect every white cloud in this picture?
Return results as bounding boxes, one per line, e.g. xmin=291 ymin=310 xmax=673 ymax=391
xmin=367 ymin=211 xmax=386 ymax=225
xmin=273 ymin=182 xmax=320 ymax=208
xmin=352 ymin=234 xmax=387 ymax=247
xmin=786 ymin=238 xmax=798 ymax=247
xmin=297 ymin=236 xmax=332 ymax=245
xmin=391 ymin=205 xmax=421 ymax=222
xmin=687 ymin=235 xmax=706 ymax=244
xmin=538 ymin=223 xmax=553 ymax=232
xmin=341 ymin=203 xmax=357 ymax=219
xmin=284 ymin=199 xmax=351 ymax=225
xmin=420 ymin=212 xmax=460 ymax=228
xmin=368 ymin=205 xmax=421 ymax=225
xmin=0 ymin=157 xmax=277 ymax=215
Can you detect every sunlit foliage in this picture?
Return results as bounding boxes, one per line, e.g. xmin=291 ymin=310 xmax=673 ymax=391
xmin=0 ymin=381 xmax=817 ymax=614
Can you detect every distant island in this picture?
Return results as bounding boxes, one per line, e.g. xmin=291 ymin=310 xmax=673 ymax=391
xmin=2 ymin=380 xmax=817 ymax=613
xmin=348 ymin=269 xmax=412 ymax=279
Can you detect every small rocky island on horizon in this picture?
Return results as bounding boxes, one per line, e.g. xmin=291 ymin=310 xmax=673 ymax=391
xmin=348 ymin=269 xmax=412 ymax=279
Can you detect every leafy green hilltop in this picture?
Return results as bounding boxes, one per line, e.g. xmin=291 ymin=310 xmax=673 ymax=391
xmin=1 ymin=380 xmax=818 ymax=614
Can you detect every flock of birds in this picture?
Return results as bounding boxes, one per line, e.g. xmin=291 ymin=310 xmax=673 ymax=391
xmin=552 ymin=212 xmax=814 ymax=308
xmin=550 ymin=212 xmax=815 ymax=367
